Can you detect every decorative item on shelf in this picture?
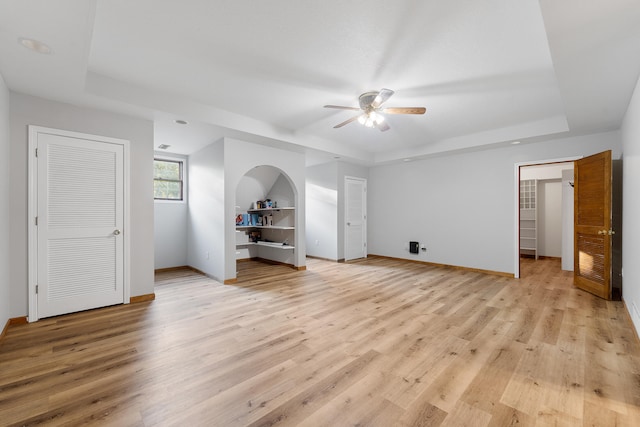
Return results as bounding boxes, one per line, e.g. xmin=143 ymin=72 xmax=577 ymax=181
xmin=250 ymin=213 xmax=260 ymax=225
xmin=249 ymin=231 xmax=261 ymax=242
xmin=236 ymin=213 xmax=249 ymax=226
xmin=266 ymin=214 xmax=273 ymax=226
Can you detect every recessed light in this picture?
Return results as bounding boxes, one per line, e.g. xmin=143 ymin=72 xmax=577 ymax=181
xmin=18 ymin=38 xmax=51 ymax=54
xmin=403 ymin=158 xmax=412 ymax=162
xmin=333 ymin=156 xmax=341 ymax=159
xmin=511 ymin=141 xmax=521 ymax=145
xmin=158 ymin=144 xmax=171 ymax=150
xmin=175 ymin=119 xmax=188 ymax=125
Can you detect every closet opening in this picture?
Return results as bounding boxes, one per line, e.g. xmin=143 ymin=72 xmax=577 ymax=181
xmin=514 ymin=159 xmax=578 ymax=279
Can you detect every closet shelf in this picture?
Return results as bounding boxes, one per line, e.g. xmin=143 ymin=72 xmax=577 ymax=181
xmin=236 ymin=241 xmax=294 ymax=250
xmin=247 ymin=207 xmax=295 ymax=213
xmin=236 ymin=226 xmax=294 ymax=230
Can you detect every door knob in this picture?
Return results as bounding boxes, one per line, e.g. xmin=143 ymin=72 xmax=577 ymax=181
xmin=609 ymin=230 xmax=616 ymax=235
xmin=113 ymin=229 xmax=121 ymax=235
xmin=347 ymin=222 xmax=351 ymax=226
xmin=598 ymin=230 xmax=606 ymax=235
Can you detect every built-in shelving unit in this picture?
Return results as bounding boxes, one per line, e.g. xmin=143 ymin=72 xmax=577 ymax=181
xmin=520 ymin=179 xmax=537 ymax=259
xmin=235 ymin=206 xmax=296 ymax=253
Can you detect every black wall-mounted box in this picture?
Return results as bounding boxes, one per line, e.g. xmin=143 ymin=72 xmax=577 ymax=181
xmin=409 ymin=241 xmax=419 ymax=254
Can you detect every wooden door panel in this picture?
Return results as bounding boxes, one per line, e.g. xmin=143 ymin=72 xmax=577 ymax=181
xmin=574 ymin=150 xmax=612 ymax=300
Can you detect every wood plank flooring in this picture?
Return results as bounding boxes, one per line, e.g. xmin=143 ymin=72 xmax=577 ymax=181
xmin=2 ymin=257 xmax=640 ymax=426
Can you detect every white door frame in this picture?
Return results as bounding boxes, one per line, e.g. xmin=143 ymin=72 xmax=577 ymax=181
xmin=344 ymin=176 xmax=367 ymax=261
xmin=28 ymin=126 xmax=131 ymax=322
xmin=513 ymin=156 xmax=580 ymax=279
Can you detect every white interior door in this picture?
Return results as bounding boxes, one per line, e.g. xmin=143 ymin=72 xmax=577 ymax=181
xmin=30 ymin=127 xmax=127 ymax=319
xmin=345 ymin=177 xmax=366 ymax=261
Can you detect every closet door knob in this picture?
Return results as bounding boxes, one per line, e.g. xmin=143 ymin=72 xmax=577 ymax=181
xmin=113 ymin=229 xmax=121 ymax=235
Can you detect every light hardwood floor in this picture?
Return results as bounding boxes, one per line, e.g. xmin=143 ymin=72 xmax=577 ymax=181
xmin=1 ymin=257 xmax=640 ymax=426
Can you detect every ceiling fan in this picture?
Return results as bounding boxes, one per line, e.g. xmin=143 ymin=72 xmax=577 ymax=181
xmin=324 ymin=88 xmax=426 ymax=132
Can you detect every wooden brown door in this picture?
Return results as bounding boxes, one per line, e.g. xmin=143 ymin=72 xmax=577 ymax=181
xmin=574 ymin=150 xmax=613 ymax=299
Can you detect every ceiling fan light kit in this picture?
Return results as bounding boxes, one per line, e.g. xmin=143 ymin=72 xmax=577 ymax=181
xmin=324 ymin=88 xmax=426 ymax=132
xmin=357 ymin=111 xmax=384 ymax=128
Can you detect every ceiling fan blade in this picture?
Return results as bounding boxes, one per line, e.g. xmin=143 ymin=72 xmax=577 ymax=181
xmin=333 ymin=114 xmax=362 ymax=129
xmin=324 ymin=105 xmax=361 ymax=111
xmin=377 ymin=121 xmax=391 ymax=132
xmin=371 ymin=88 xmax=394 ymax=108
xmin=382 ymin=107 xmax=426 ymax=115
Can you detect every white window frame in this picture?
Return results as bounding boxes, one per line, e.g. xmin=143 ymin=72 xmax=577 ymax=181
xmin=154 ymin=154 xmax=187 ymax=204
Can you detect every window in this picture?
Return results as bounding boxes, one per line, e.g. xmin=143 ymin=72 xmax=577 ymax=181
xmin=154 ymin=158 xmax=184 ymax=201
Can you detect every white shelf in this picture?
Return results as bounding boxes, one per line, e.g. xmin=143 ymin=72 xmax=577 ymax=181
xmin=235 ymin=241 xmax=294 ymax=250
xmin=247 ymin=207 xmax=295 ymax=213
xmin=257 ymin=241 xmax=294 ymax=250
xmin=236 ymin=226 xmax=295 ymax=230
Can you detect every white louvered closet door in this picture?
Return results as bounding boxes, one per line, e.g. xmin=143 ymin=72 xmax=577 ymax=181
xmin=37 ymin=133 xmax=124 ymax=318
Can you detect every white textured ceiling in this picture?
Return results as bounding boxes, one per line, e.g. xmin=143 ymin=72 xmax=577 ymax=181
xmin=1 ymin=0 xmax=639 ymax=165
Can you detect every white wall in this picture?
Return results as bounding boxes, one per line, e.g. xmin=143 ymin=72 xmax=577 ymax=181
xmin=9 ymin=93 xmax=155 ymax=317
xmin=0 ymin=75 xmax=10 ymax=327
xmin=306 ymin=162 xmax=338 ymax=260
xmin=537 ymin=179 xmax=562 ymax=257
xmin=305 ymin=161 xmax=369 ymax=261
xmin=267 ymin=174 xmax=295 ymax=208
xmin=155 ymin=202 xmax=188 ymax=269
xmin=521 ymin=163 xmax=573 ymax=180
xmin=622 ymin=74 xmax=640 ymax=334
xmin=368 ymin=131 xmax=621 ymax=274
xmin=154 ymin=153 xmax=188 ymax=269
xmin=187 ymin=140 xmax=225 ymax=280
xmin=236 ymin=167 xmax=282 ymax=211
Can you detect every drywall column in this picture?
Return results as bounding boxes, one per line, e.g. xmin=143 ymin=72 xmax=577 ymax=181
xmin=622 ymin=73 xmax=640 ymax=333
xmin=561 ymin=170 xmax=574 ymax=270
xmin=186 ymin=140 xmax=225 ymax=280
xmin=538 ymin=179 xmax=562 ymax=257
xmin=0 ymin=75 xmax=9 ymax=327
xmin=306 ymin=162 xmax=339 ymax=260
